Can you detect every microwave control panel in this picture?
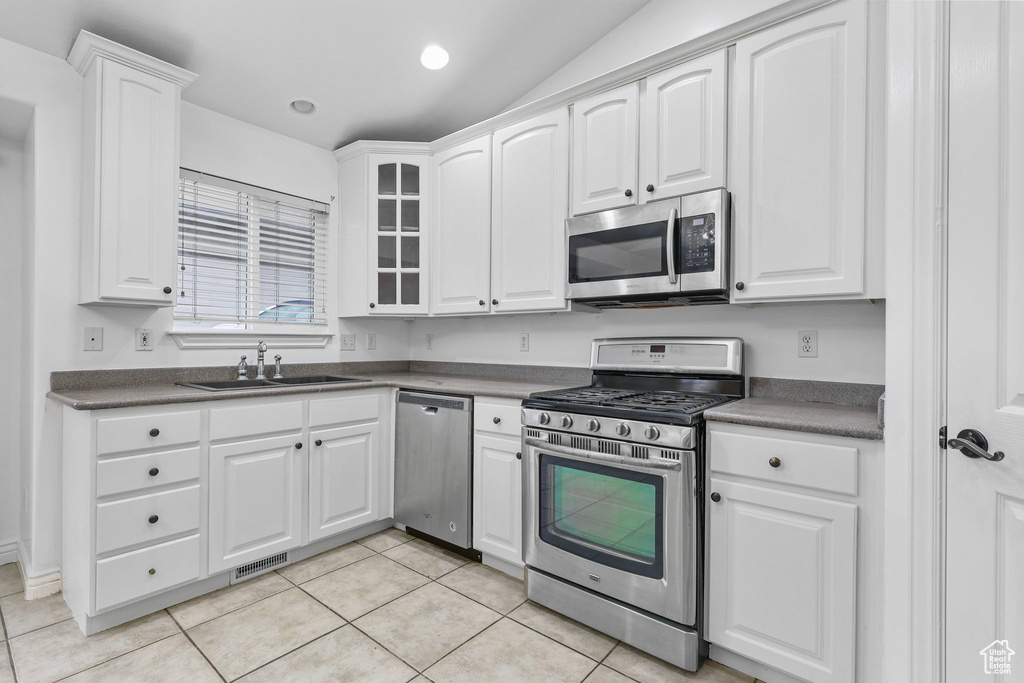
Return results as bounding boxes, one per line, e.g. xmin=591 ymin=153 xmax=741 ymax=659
xmin=679 ymin=212 xmax=715 ymax=273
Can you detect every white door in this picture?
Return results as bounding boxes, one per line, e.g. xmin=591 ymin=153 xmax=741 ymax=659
xmin=97 ymin=59 xmax=179 ymax=305
xmin=946 ymin=3 xmax=1024 ymax=679
xmin=472 ymin=433 xmax=522 ymax=566
xmin=309 ymin=422 xmax=379 ymax=541
xmin=641 ymin=50 xmax=727 ymax=202
xmin=707 ymin=478 xmax=857 ymax=683
xmin=368 ymin=154 xmax=428 ymax=315
xmin=571 ymin=82 xmax=638 ymax=216
xmin=491 ymin=109 xmax=569 ymax=313
xmin=731 ymin=1 xmax=867 ymax=301
xmin=209 ymin=433 xmax=304 ymax=574
xmin=430 ymin=136 xmax=492 ymax=315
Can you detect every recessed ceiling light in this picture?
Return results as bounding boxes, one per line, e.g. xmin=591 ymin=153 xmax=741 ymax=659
xmin=288 ymin=98 xmax=317 ymax=115
xmin=420 ymin=45 xmax=449 ymax=70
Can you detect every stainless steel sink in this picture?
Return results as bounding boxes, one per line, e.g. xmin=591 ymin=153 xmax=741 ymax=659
xmin=177 ymin=376 xmax=370 ymax=392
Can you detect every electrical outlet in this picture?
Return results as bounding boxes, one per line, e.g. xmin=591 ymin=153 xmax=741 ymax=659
xmin=84 ymin=327 xmax=103 ymax=351
xmin=798 ymin=330 xmax=818 ymax=358
xmin=519 ymin=333 xmax=530 ymax=352
xmin=366 ymin=333 xmax=376 ymax=351
xmin=340 ymin=334 xmax=356 ymax=351
xmin=135 ymin=328 xmax=154 ymax=351
xmin=425 ymin=333 xmax=434 ymax=350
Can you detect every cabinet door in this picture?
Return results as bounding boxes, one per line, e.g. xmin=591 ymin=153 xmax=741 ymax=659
xmin=309 ymin=422 xmax=380 ymax=541
xmin=368 ymin=154 xmax=428 ymax=314
xmin=430 ymin=136 xmax=493 ymax=315
xmin=571 ymin=83 xmax=639 ymax=215
xmin=95 ymin=59 xmax=179 ymax=305
xmin=708 ymin=478 xmax=857 ymax=683
xmin=491 ymin=109 xmax=569 ymax=313
xmin=731 ymin=2 xmax=867 ymax=301
xmin=209 ymin=433 xmax=304 ymax=574
xmin=472 ymin=433 xmax=522 ymax=566
xmin=641 ymin=50 xmax=727 ymax=202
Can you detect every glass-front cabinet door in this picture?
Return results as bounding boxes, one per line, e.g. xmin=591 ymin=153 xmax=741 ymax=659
xmin=368 ymin=154 xmax=428 ymax=315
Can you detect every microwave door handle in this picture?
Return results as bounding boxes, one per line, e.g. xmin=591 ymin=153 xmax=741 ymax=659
xmin=666 ymin=207 xmax=678 ymax=285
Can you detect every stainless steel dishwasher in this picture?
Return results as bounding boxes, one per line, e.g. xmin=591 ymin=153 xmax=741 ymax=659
xmin=394 ymin=391 xmax=473 ymax=549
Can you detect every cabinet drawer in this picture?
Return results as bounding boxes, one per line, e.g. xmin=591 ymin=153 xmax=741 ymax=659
xmin=309 ymin=392 xmax=379 ymax=428
xmin=474 ymin=399 xmax=522 ymax=437
xmin=95 ymin=485 xmax=200 ymax=555
xmin=96 ymin=410 xmax=200 ymax=456
xmin=96 ymin=446 xmax=200 ymax=497
xmin=210 ymin=400 xmax=303 ymax=441
xmin=709 ymin=428 xmax=858 ymax=496
xmin=95 ymin=534 xmax=200 ymax=611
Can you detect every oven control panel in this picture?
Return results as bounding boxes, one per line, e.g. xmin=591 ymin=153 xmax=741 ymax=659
xmin=678 ymin=212 xmax=715 ymax=274
xmin=522 ymin=408 xmax=695 ymax=450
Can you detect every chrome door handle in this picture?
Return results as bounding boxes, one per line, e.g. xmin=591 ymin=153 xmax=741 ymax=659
xmin=666 ymin=207 xmax=678 ymax=285
xmin=948 ymin=429 xmax=1005 ymax=462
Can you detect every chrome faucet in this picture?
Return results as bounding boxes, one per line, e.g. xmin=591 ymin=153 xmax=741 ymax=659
xmin=255 ymin=341 xmax=268 ymax=380
xmin=236 ymin=355 xmax=248 ymax=380
xmin=273 ymin=354 xmax=284 ymax=379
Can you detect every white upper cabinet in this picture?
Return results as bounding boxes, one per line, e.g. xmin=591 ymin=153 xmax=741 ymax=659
xmin=571 ymin=83 xmax=639 ymax=215
xmin=491 ymin=109 xmax=570 ymax=313
xmin=731 ymin=1 xmax=869 ymax=301
xmin=336 ymin=142 xmax=431 ymax=317
xmin=570 ymin=50 xmax=726 ymax=216
xmin=69 ymin=31 xmax=197 ymax=306
xmin=642 ymin=50 xmax=727 ymax=202
xmin=430 ymin=136 xmax=493 ymax=315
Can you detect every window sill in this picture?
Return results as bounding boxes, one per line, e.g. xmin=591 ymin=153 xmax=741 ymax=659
xmin=168 ymin=330 xmax=334 ymax=350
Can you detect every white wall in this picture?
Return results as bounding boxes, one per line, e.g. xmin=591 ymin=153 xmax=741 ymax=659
xmin=508 ymin=0 xmax=789 ymax=109
xmin=411 ymin=302 xmax=885 ymax=385
xmin=0 ymin=133 xmax=25 ymax=557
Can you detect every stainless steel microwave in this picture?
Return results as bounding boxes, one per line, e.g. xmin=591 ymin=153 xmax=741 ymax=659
xmin=566 ymin=188 xmax=729 ymax=308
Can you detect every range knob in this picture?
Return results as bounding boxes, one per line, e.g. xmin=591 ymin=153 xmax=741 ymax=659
xmin=644 ymin=425 xmax=661 ymax=440
xmin=615 ymin=423 xmax=631 ymax=437
xmin=560 ymin=415 xmax=574 ymax=429
xmin=537 ymin=413 xmax=551 ymax=425
xmin=587 ymin=418 xmax=601 ymax=432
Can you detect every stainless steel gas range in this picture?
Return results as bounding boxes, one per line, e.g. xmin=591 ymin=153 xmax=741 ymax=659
xmin=521 ymin=337 xmax=744 ymax=671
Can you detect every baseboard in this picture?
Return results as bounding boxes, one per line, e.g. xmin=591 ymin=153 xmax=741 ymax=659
xmin=0 ymin=540 xmax=17 ymax=567
xmin=709 ymin=645 xmax=805 ymax=683
xmin=15 ymin=539 xmax=62 ymax=600
xmin=481 ymin=553 xmax=525 ymax=580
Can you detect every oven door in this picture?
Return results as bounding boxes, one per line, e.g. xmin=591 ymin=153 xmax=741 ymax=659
xmin=567 ymin=200 xmax=680 ymax=300
xmin=523 ymin=435 xmax=697 ymax=625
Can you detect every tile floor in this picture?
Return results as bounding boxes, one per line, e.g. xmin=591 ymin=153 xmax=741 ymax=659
xmin=0 ymin=531 xmax=766 ymax=683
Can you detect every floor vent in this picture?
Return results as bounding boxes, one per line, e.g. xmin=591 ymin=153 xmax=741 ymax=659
xmin=231 ymin=552 xmax=288 ymax=584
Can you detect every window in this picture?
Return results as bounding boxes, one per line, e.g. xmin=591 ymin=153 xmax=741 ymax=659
xmin=175 ymin=170 xmax=329 ymax=328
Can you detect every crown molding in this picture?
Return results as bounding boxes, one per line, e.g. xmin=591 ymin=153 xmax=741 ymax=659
xmin=333 ymin=140 xmax=432 ymax=163
xmin=67 ymin=30 xmax=198 ymax=87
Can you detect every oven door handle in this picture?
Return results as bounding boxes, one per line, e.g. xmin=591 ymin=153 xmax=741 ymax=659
xmin=523 ymin=437 xmax=683 ymax=472
xmin=666 ymin=207 xmax=678 ymax=285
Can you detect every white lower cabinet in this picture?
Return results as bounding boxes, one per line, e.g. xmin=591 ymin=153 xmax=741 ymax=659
xmin=309 ymin=422 xmax=380 ymax=541
xmin=61 ymin=388 xmax=391 ymax=635
xmin=472 ymin=398 xmax=523 ymax=569
xmin=208 ymin=433 xmax=305 ymax=574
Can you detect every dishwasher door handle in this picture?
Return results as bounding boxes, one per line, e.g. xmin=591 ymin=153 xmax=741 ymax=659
xmin=421 ymin=406 xmax=439 ymax=415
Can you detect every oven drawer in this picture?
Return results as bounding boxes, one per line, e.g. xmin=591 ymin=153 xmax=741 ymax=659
xmin=474 ymin=398 xmax=522 ymax=437
xmin=708 ymin=424 xmax=858 ymax=496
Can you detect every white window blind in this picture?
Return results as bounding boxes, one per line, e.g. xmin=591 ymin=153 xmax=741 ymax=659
xmin=175 ymin=169 xmax=329 ymax=327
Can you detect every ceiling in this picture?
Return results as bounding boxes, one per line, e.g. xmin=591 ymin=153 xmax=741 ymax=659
xmin=0 ymin=0 xmax=651 ymax=150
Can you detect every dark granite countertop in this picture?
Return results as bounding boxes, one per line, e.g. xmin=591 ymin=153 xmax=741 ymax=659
xmin=47 ymin=362 xmax=590 ymax=411
xmin=703 ymin=377 xmax=885 ymax=441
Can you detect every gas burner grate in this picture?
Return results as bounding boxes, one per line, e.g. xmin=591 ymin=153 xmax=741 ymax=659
xmin=533 ymin=387 xmax=644 ymax=404
xmin=606 ymin=391 xmax=730 ymax=413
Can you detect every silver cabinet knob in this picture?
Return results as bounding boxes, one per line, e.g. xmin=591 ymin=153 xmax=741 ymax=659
xmin=560 ymin=415 xmax=573 ymax=429
xmin=615 ymin=423 xmax=630 ymax=437
xmin=537 ymin=413 xmax=551 ymax=425
xmin=587 ymin=418 xmax=601 ymax=432
xmin=643 ymin=426 xmax=660 ymax=440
